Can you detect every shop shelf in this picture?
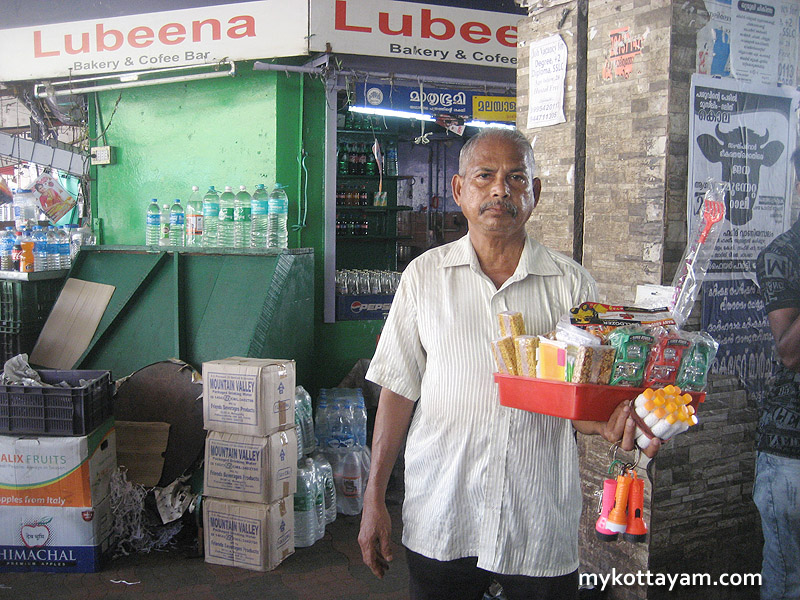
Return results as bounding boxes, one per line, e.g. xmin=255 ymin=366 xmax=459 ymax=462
xmin=0 ymin=369 xmax=113 ymax=436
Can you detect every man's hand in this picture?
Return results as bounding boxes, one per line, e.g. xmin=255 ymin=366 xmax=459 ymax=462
xmin=573 ymin=400 xmax=662 ymax=458
xmin=358 ymin=497 xmax=393 ymax=578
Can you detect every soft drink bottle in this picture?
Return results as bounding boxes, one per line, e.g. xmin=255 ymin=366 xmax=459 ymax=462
xmin=145 ymin=199 xmax=160 ymax=245
xmin=11 ymin=230 xmax=22 ymax=271
xmin=201 ymin=186 xmax=220 ymax=247
xmin=19 ymin=230 xmax=34 ymax=273
xmin=250 ymin=183 xmax=269 ymax=248
xmin=185 ymin=186 xmax=203 ymax=247
xmin=169 ymin=199 xmax=185 ymax=246
xmin=233 ymin=186 xmax=252 ymax=248
xmin=217 ymin=186 xmax=236 ymax=248
xmin=266 ymin=183 xmax=289 ymax=249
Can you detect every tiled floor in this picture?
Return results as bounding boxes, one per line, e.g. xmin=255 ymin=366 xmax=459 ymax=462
xmin=0 ymin=505 xmax=408 ymax=600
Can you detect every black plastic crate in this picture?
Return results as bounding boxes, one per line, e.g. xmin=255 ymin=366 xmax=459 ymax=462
xmin=0 ymin=278 xmax=62 ymax=324
xmin=0 ymin=370 xmax=113 ymax=436
xmin=0 ymin=323 xmax=42 ymax=364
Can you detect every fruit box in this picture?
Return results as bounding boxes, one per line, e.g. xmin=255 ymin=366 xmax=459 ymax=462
xmin=494 ymin=374 xmax=705 ymax=421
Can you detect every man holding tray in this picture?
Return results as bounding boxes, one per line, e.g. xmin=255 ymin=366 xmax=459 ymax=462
xmin=359 ymin=128 xmax=659 ymax=600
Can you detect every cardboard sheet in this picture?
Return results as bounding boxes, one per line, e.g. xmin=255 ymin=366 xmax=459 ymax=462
xmin=115 ymin=421 xmax=171 ymax=487
xmin=30 ymin=277 xmax=115 ymax=369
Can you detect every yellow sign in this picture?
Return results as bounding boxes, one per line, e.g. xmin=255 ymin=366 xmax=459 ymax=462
xmin=472 ymin=96 xmax=516 ymax=122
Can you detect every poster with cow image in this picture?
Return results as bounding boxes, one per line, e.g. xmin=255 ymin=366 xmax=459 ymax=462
xmin=688 ymin=74 xmax=798 ymax=282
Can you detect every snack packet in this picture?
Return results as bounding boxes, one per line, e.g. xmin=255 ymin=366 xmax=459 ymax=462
xmin=491 ymin=336 xmax=518 ymax=375
xmin=675 ymin=331 xmax=719 ymax=391
xmin=607 ymin=327 xmax=654 ymax=386
xmin=514 ymin=335 xmax=538 ymax=377
xmin=571 ymin=345 xmax=616 ymax=385
xmin=498 ymin=311 xmax=526 ymax=337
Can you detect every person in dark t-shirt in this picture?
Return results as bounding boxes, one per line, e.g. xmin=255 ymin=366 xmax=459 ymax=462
xmin=754 ymin=147 xmax=800 ymax=600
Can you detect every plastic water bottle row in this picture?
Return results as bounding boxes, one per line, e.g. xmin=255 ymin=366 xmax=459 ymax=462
xmin=314 ymin=388 xmax=368 ymax=450
xmin=0 ymin=225 xmax=85 ymax=272
xmin=145 ymin=183 xmax=289 ymax=249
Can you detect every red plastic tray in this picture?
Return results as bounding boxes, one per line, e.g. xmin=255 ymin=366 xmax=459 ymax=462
xmin=494 ymin=373 xmax=705 ymax=421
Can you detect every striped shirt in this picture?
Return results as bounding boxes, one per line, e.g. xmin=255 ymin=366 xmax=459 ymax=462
xmin=366 ymin=233 xmax=598 ymax=577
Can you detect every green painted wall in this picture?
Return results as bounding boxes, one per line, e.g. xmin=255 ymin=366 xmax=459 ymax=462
xmin=89 ymin=64 xmax=380 ymax=393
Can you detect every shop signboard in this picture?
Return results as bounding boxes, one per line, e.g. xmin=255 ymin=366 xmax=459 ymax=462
xmin=687 ymin=74 xmax=799 ymax=282
xmin=0 ymin=0 xmax=308 ymax=80
xmin=310 ymin=0 xmax=519 ymax=69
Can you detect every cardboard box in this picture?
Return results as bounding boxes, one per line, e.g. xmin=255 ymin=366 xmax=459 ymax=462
xmin=204 ymin=428 xmax=297 ymax=504
xmin=0 ymin=495 xmax=112 ymax=572
xmin=203 ymin=358 xmax=295 ymax=436
xmin=0 ymin=418 xmax=116 ymax=508
xmin=204 ymin=497 xmax=294 ymax=572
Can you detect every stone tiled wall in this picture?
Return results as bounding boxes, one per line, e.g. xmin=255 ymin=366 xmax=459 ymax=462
xmin=517 ymin=0 xmax=706 ymax=304
xmin=577 ymin=374 xmax=761 ymax=599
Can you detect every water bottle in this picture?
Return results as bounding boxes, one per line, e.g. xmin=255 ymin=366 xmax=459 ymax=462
xmin=11 ymin=230 xmax=22 ymax=271
xmin=296 ymin=386 xmax=315 ymax=456
xmin=201 ymin=186 xmax=220 ymax=247
xmin=71 ymin=222 xmax=94 ymax=258
xmin=315 ymin=392 xmax=330 ymax=449
xmin=145 ymin=199 xmax=160 ymax=245
xmin=266 ymin=183 xmax=289 ymax=249
xmin=169 ymin=199 xmax=185 ymax=246
xmin=233 ymin=186 xmax=251 ymax=248
xmin=250 ymin=183 xmax=270 ymax=248
xmin=57 ymin=226 xmax=71 ymax=269
xmin=311 ymin=459 xmax=325 ymax=541
xmin=46 ymin=226 xmax=59 ymax=270
xmin=336 ymin=447 xmax=364 ymax=516
xmin=185 ymin=186 xmax=203 ymax=247
xmin=31 ymin=226 xmax=47 ymax=271
xmin=217 ymin=186 xmax=236 ymax=248
xmin=312 ymin=451 xmax=337 ymax=525
xmin=294 ymin=461 xmax=317 ymax=548
xmin=0 ymin=227 xmax=13 ymax=270
xmin=159 ymin=203 xmax=171 ymax=246
xmin=294 ymin=412 xmax=306 ymax=467
xmin=354 ymin=390 xmax=368 ymax=448
xmin=13 ymin=189 xmax=38 ymax=229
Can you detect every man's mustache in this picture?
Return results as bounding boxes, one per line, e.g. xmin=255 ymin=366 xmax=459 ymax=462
xmin=479 ymin=200 xmax=518 ymax=218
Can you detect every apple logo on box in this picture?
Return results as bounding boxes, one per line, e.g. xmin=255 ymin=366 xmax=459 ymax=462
xmin=21 ymin=517 xmax=52 ymax=548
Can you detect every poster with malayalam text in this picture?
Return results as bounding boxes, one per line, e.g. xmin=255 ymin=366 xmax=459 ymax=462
xmin=688 ymin=74 xmax=798 ymax=282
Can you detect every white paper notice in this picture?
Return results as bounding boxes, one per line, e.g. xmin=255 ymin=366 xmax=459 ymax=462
xmin=731 ymin=0 xmax=783 ymax=85
xmin=526 ymin=35 xmax=567 ymax=129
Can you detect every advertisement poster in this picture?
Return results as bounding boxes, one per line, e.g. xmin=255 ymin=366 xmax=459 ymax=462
xmin=702 ymin=279 xmax=774 ymax=405
xmin=688 ymin=74 xmax=798 ymax=281
xmin=33 ymin=173 xmax=76 ymax=223
xmin=526 ymin=35 xmax=567 ymax=129
xmin=731 ymin=0 xmax=800 ymax=86
xmin=696 ymin=0 xmax=731 ymax=78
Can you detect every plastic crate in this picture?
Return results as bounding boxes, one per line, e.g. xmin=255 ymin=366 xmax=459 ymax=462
xmin=0 ymin=278 xmax=62 ymax=325
xmin=0 ymin=324 xmax=41 ymax=364
xmin=0 ymin=370 xmax=113 ymax=436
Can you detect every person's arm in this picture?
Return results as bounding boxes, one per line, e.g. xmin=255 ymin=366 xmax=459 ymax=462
xmin=767 ymin=306 xmax=800 ymax=371
xmin=572 ymin=400 xmax=661 ymax=458
xmin=358 ymin=387 xmax=415 ymax=579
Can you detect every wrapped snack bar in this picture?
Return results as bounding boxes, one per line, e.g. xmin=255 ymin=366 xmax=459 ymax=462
xmin=491 ymin=336 xmax=518 ymax=375
xmin=571 ymin=345 xmax=616 ymax=385
xmin=498 ymin=311 xmax=526 ymax=338
xmin=514 ymin=335 xmax=538 ymax=377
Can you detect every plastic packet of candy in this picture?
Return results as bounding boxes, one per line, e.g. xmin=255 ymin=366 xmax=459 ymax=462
xmin=631 ymin=386 xmax=698 ymax=449
xmin=675 ymin=331 xmax=719 ymax=391
xmin=642 ymin=327 xmax=693 ymax=388
xmin=607 ymin=327 xmax=655 ymax=386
